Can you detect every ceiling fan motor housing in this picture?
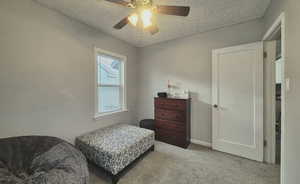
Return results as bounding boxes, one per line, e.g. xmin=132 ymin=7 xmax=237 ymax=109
xmin=130 ymin=0 xmax=153 ymax=9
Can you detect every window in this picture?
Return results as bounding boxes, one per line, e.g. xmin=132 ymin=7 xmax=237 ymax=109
xmin=95 ymin=48 xmax=126 ymax=118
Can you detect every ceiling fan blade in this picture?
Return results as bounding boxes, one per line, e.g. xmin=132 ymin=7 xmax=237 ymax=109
xmin=103 ymin=0 xmax=130 ymax=7
xmin=113 ymin=17 xmax=129 ymax=29
xmin=156 ymin=5 xmax=190 ymax=16
xmin=147 ymin=25 xmax=159 ymax=35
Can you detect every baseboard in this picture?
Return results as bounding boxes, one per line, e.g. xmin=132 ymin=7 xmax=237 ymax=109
xmin=191 ymin=139 xmax=212 ymax=148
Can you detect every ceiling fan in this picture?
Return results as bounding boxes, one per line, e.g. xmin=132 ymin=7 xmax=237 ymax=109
xmin=102 ymin=0 xmax=190 ymax=35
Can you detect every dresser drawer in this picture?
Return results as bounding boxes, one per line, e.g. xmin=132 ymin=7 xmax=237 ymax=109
xmin=155 ymin=98 xmax=186 ymax=111
xmin=156 ymin=125 xmax=185 ymax=135
xmin=155 ymin=109 xmax=185 ymax=122
xmin=156 ymin=120 xmax=186 ymax=133
xmin=156 ymin=128 xmax=187 ymax=148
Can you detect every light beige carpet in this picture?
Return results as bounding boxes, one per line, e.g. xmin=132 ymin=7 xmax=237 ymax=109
xmin=90 ymin=141 xmax=280 ymax=184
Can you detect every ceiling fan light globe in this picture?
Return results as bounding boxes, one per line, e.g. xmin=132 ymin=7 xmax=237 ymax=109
xmin=141 ymin=9 xmax=153 ymax=28
xmin=143 ymin=19 xmax=152 ymax=28
xmin=128 ymin=13 xmax=139 ymax=26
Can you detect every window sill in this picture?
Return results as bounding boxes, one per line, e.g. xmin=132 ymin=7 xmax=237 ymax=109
xmin=94 ymin=109 xmax=128 ymax=120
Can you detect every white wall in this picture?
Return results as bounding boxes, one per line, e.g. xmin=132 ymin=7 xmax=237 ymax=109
xmin=137 ymin=20 xmax=264 ymax=143
xmin=263 ymin=0 xmax=300 ymax=183
xmin=0 ymin=0 xmax=138 ymax=143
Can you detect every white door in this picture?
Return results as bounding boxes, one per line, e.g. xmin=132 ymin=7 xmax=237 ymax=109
xmin=263 ymin=41 xmax=277 ymax=163
xmin=212 ymin=42 xmax=264 ymax=162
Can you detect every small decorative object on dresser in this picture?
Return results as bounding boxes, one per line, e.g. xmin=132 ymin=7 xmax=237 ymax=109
xmin=157 ymin=92 xmax=168 ymax=98
xmin=154 ymin=97 xmax=191 ymax=148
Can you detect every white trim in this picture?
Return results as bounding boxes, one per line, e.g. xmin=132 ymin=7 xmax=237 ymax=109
xmin=263 ymin=13 xmax=285 ymax=41
xmin=263 ymin=41 xmax=277 ymax=164
xmin=262 ymin=12 xmax=286 ymax=184
xmin=213 ymin=42 xmax=263 ymax=54
xmin=191 ymin=139 xmax=212 ymax=148
xmin=94 ymin=47 xmax=128 ymax=118
xmin=94 ymin=109 xmax=129 ymax=120
xmin=95 ymin=48 xmax=127 ymax=61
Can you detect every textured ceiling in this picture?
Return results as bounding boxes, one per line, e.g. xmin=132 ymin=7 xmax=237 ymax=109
xmin=35 ymin=0 xmax=271 ymax=47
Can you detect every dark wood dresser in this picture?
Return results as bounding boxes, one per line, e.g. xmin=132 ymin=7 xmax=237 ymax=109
xmin=154 ymin=97 xmax=191 ymax=148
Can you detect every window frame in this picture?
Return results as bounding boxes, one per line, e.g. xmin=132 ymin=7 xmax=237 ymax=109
xmin=94 ymin=48 xmax=127 ymax=119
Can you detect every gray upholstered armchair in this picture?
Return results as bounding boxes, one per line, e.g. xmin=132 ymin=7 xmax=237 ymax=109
xmin=0 ymin=136 xmax=89 ymax=184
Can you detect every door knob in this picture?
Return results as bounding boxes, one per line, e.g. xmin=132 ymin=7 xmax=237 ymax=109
xmin=213 ymin=104 xmax=218 ymax=108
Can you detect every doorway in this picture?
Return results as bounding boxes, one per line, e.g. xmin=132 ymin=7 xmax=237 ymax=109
xmin=263 ymin=12 xmax=286 ymax=184
xmin=275 ymin=38 xmax=283 ymax=164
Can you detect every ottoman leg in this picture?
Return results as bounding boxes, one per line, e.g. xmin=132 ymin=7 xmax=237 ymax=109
xmin=150 ymin=145 xmax=155 ymax=151
xmin=111 ymin=174 xmax=120 ymax=184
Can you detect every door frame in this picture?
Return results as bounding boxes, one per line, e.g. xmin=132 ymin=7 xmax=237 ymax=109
xmin=212 ymin=42 xmax=264 ymax=162
xmin=263 ymin=40 xmax=277 ymax=164
xmin=262 ymin=12 xmax=286 ymax=184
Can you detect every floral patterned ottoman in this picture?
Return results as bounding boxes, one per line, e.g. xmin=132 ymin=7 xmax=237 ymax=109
xmin=75 ymin=124 xmax=155 ymax=183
